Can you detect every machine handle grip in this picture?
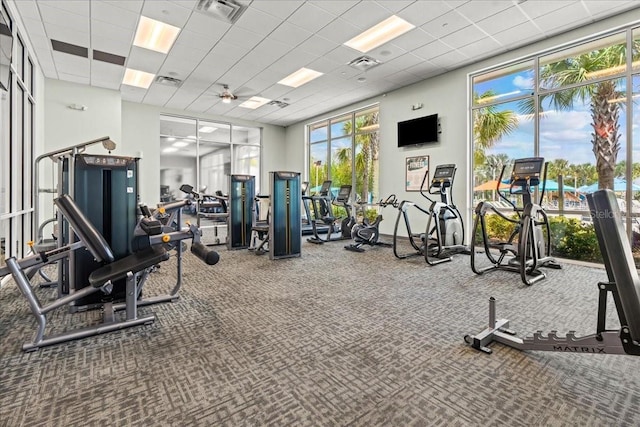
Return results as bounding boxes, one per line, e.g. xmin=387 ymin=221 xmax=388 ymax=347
xmin=191 ymin=242 xmax=220 ymax=265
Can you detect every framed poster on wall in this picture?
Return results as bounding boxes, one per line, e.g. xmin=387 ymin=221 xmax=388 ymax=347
xmin=406 ymin=156 xmax=429 ymax=191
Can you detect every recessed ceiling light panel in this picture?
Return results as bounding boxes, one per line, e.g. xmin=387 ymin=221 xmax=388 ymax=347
xmin=122 ymin=68 xmax=155 ymax=89
xmin=344 ymin=15 xmax=415 ymax=53
xmin=239 ymin=96 xmax=271 ymax=109
xmin=278 ymin=68 xmax=323 ymax=88
xmin=134 ymin=16 xmax=181 ymax=54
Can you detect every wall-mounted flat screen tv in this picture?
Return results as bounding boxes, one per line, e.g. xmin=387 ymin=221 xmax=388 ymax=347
xmin=397 ymin=113 xmax=439 ymax=147
xmin=0 ymin=12 xmax=13 ymax=92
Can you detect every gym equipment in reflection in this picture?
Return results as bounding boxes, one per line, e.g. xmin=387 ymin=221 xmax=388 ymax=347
xmin=1 ymin=194 xmax=219 ymax=351
xmin=465 ymin=189 xmax=640 ymax=356
xmin=470 ymin=157 xmax=561 ymax=286
xmin=250 ymin=172 xmax=302 ymax=259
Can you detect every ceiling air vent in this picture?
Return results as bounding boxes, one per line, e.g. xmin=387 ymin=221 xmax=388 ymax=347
xmin=197 ymin=0 xmax=246 ymax=24
xmin=155 ymin=75 xmax=183 ymax=87
xmin=348 ymin=55 xmax=381 ymax=71
xmin=268 ymin=100 xmax=289 ymax=108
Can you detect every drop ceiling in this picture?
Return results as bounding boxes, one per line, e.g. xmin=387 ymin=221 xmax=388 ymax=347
xmin=13 ymin=0 xmax=640 ymax=127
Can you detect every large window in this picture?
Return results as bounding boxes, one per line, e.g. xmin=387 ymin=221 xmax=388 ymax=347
xmin=307 ymin=105 xmax=379 ymax=203
xmin=471 ymin=25 xmax=640 ymax=262
xmin=0 ymin=2 xmax=35 ymax=265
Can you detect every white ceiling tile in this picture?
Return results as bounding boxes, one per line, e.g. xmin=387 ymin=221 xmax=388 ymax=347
xmin=126 ymin=47 xmax=167 ymax=73
xmin=44 ymin=21 xmax=90 ymax=46
xmin=309 ymin=1 xmax=360 ymax=16
xmin=92 ymin=79 xmax=121 ymax=90
xmin=492 ymin=21 xmax=543 ymax=48
xmin=91 ymin=35 xmax=132 ymax=58
xmin=185 ymin=11 xmax=232 ymax=37
xmin=102 ymin=1 xmax=144 ymax=14
xmin=169 ymin=0 xmax=199 ymax=10
xmin=234 ymin=7 xmax=282 ymax=36
xmin=167 ymin=42 xmax=207 ymax=62
xmin=53 ymin=52 xmax=90 ymax=76
xmin=20 ymin=17 xmax=48 ymax=39
xmin=440 ymin=25 xmax=488 ymax=49
xmin=221 ymin=26 xmax=264 ymax=50
xmin=158 ymin=54 xmax=202 ymax=79
xmin=421 ymin=10 xmax=470 ymax=39
xmin=384 ymin=53 xmax=424 ymax=71
xmin=251 ymin=38 xmax=292 ymax=64
xmin=268 ymin=22 xmax=313 ymax=47
xmin=267 ymin=49 xmax=318 ymax=74
xmin=375 ymin=1 xmax=415 ymax=13
xmin=316 ymin=18 xmax=362 ymax=45
xmin=295 ymin=35 xmax=336 ymax=57
xmin=259 ymin=84 xmax=295 ymax=100
xmin=121 ymin=85 xmax=146 ymax=102
xmin=249 ymin=1 xmax=303 ymax=19
xmin=174 ymin=29 xmax=220 ymax=52
xmin=475 ymin=6 xmax=529 ymax=35
xmin=404 ymin=60 xmax=446 ymax=79
xmin=367 ymin=44 xmax=407 ymax=62
xmin=39 ymin=3 xmax=88 ymax=33
xmin=14 ymin=1 xmax=41 ymax=20
xmin=432 ymin=49 xmax=468 ymax=69
xmin=534 ymin=4 xmax=591 ymax=34
xmin=91 ymin=20 xmax=135 ymax=44
xmin=457 ymin=37 xmax=504 ymax=60
xmin=38 ymin=0 xmax=89 ymax=17
xmin=396 ymin=1 xmax=451 ymax=27
xmin=305 ymin=56 xmax=343 ymax=74
xmin=144 ymin=84 xmax=179 ymax=106
xmin=412 ymin=40 xmax=454 ymax=60
xmin=91 ymin=60 xmax=125 ymax=82
xmin=325 ymin=45 xmax=363 ymax=65
xmin=140 ymin=0 xmax=192 ymax=28
xmin=339 ymin=2 xmax=393 ymax=30
xmin=585 ymin=1 xmax=640 ymax=18
xmin=58 ymin=72 xmax=90 ymax=85
xmin=207 ymin=41 xmax=249 ymax=62
xmin=90 ymin=2 xmax=140 ymax=30
xmin=516 ymin=1 xmax=578 ymax=19
xmin=390 ymin=28 xmax=435 ymax=51
xmin=455 ymin=1 xmax=514 ymax=22
xmin=287 ymin=2 xmax=335 ymax=32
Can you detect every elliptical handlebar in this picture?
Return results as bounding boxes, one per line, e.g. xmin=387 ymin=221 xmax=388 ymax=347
xmin=379 ymin=194 xmax=398 ymax=208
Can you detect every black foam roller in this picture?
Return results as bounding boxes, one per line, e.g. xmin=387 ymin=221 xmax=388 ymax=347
xmin=191 ymin=242 xmax=220 ymax=265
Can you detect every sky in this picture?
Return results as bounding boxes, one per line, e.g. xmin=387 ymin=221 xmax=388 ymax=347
xmin=478 ymin=70 xmax=640 ymax=166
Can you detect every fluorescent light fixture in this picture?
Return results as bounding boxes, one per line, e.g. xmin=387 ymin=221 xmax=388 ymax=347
xmin=278 ymin=68 xmax=323 ymax=88
xmin=166 ymin=137 xmax=176 ymax=142
xmin=172 ymin=141 xmax=189 ymax=147
xmin=359 ymin=123 xmax=380 ymax=132
xmin=187 ymin=135 xmax=197 ymax=140
xmin=162 ymin=147 xmax=178 ymax=153
xmin=239 ymin=96 xmax=271 ymax=109
xmin=133 ymin=16 xmax=181 ymax=54
xmin=122 ymin=68 xmax=155 ymax=89
xmin=199 ymin=126 xmax=218 ymax=133
xmin=344 ymin=15 xmax=415 ymax=53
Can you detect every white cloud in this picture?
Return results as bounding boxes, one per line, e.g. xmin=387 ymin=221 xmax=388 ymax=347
xmin=512 ymin=75 xmax=533 ymax=90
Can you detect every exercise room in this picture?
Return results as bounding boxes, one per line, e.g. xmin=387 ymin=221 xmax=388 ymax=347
xmin=2 ymin=0 xmax=640 ymax=425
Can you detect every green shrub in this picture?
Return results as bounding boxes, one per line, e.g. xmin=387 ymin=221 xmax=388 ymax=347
xmin=474 ymin=212 xmax=603 ymax=263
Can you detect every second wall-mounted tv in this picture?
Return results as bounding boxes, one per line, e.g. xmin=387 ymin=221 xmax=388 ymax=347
xmin=397 ymin=113 xmax=439 ymax=147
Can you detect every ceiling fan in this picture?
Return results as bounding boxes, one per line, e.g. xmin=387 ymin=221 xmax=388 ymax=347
xmin=217 ymin=84 xmax=238 ymax=104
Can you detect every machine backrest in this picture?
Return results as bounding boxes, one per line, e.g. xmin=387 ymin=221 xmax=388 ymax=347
xmin=54 ymin=194 xmax=115 ymax=263
xmin=588 ymin=189 xmax=640 ymax=341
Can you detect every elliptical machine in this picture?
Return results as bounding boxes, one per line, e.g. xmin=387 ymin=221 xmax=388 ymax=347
xmin=345 ymin=194 xmax=398 ymax=252
xmin=307 ymin=183 xmax=355 ymax=244
xmin=422 ymin=164 xmax=468 ymax=265
xmin=471 ymin=157 xmax=561 ymax=286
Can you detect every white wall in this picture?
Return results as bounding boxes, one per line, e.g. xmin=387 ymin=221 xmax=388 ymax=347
xmin=284 ymin=10 xmax=640 ymax=239
xmin=44 ymin=78 xmax=122 ymax=150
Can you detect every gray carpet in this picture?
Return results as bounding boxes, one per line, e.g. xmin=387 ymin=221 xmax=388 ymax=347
xmin=1 ymin=238 xmax=640 ymax=426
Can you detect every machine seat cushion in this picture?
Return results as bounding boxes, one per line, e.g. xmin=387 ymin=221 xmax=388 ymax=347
xmin=88 ymin=246 xmax=169 ymax=288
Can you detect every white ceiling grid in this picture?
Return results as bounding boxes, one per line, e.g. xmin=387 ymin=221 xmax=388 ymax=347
xmin=11 ymin=0 xmax=640 ymax=126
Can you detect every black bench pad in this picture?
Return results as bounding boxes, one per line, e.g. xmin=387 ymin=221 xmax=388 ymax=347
xmin=88 ymin=246 xmax=169 ymax=288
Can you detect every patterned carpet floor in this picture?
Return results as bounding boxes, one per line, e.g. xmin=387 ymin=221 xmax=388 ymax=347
xmin=1 ymin=238 xmax=640 ymax=426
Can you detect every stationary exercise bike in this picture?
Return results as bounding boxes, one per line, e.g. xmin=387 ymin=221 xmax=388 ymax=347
xmin=470 ymin=157 xmax=561 ymax=286
xmin=345 ymin=194 xmax=397 ymax=252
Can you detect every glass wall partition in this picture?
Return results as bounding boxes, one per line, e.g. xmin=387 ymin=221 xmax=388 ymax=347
xmin=470 ymin=25 xmax=640 ymax=263
xmin=159 ymin=115 xmax=261 ymax=244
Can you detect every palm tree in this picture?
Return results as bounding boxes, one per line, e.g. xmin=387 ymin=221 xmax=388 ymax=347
xmin=473 ymin=91 xmax=519 ymax=165
xmin=547 ymin=158 xmax=570 ymax=180
xmin=538 ymin=41 xmax=640 ymax=190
